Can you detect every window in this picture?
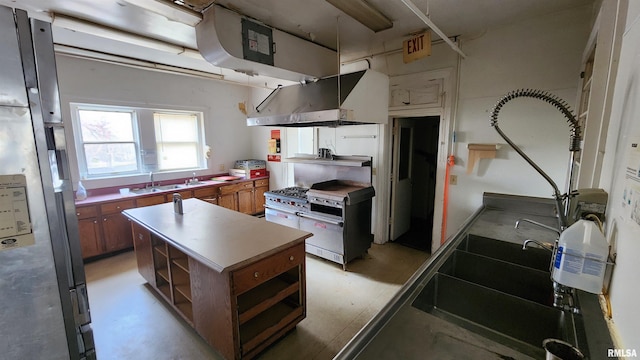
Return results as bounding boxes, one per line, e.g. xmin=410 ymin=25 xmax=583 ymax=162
xmin=77 ymin=109 xmax=138 ymax=176
xmin=71 ymin=103 xmax=205 ymax=179
xmin=154 ymin=113 xmax=200 ymax=170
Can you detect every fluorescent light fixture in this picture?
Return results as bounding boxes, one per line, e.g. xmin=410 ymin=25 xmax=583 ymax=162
xmin=52 ymin=14 xmax=198 ymax=56
xmin=122 ymin=0 xmax=202 ymax=26
xmin=55 ymin=44 xmax=223 ymax=80
xmin=325 ymin=0 xmax=393 ymax=32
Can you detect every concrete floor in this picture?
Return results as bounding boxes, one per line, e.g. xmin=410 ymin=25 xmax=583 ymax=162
xmin=85 ymin=242 xmax=430 ymax=360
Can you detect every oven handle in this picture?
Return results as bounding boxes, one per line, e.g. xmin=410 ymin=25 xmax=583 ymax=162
xmin=298 ymin=212 xmax=344 ymax=227
xmin=265 ymin=206 xmax=298 ymax=216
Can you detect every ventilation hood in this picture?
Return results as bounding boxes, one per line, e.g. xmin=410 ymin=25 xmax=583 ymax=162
xmin=247 ymin=69 xmax=389 ymax=127
xmin=196 ymin=4 xmax=337 ymax=82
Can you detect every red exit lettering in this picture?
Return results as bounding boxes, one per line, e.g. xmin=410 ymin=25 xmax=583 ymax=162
xmin=407 ymin=34 xmax=424 ymax=54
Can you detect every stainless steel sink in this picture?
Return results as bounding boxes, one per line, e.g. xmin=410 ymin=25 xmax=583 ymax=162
xmin=410 ymin=234 xmax=579 ymax=358
xmin=440 ymin=250 xmax=554 ymax=306
xmin=457 ymin=234 xmax=551 ymax=271
xmin=412 ymin=273 xmax=576 ymax=358
xmin=131 ymin=184 xmax=187 ymax=194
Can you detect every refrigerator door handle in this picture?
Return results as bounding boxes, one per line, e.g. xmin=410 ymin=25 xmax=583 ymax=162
xmin=70 ymin=285 xmax=91 ymax=326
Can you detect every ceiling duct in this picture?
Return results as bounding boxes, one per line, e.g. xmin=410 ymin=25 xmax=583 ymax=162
xmin=196 ymin=5 xmax=338 ymax=82
xmin=247 ymin=69 xmax=389 ymax=127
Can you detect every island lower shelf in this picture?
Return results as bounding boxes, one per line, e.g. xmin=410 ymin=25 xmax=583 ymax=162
xmin=131 ymin=221 xmax=306 ymax=359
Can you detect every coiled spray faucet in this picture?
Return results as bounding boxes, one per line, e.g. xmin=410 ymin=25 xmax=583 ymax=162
xmin=489 ymin=89 xmax=582 ymax=230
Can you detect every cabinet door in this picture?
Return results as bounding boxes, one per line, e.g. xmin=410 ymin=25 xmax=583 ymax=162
xmin=102 ymin=213 xmax=133 ymax=252
xmin=237 ymin=188 xmax=254 ymax=214
xmin=78 ymin=218 xmax=102 ymax=258
xmin=132 ymin=222 xmax=155 ymax=284
xmin=218 ymin=193 xmax=238 ymax=211
xmin=254 ymin=181 xmax=269 ymax=214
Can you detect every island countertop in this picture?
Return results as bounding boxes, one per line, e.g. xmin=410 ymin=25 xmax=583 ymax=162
xmin=122 ymin=198 xmax=312 ymax=273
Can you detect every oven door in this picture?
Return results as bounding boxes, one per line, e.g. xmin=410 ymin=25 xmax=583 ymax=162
xmin=299 ymin=212 xmax=344 ymax=255
xmin=265 ymin=207 xmax=300 ymax=229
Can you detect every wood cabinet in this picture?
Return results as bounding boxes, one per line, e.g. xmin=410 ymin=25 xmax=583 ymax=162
xmin=77 ymin=206 xmax=101 ymax=258
xmin=136 ymin=194 xmax=166 ymax=207
xmin=237 ymin=182 xmax=255 ymax=215
xmin=132 ymin=221 xmax=155 ymax=285
xmin=219 ymin=179 xmax=269 ymax=215
xmin=100 ymin=200 xmax=136 ymax=252
xmin=193 ymin=187 xmax=218 ymax=205
xmin=77 ymin=177 xmax=269 ymax=259
xmin=253 ymin=179 xmax=269 ymax=214
xmin=131 ymin=220 xmax=305 ymax=359
xmin=219 ymin=183 xmax=241 ymax=211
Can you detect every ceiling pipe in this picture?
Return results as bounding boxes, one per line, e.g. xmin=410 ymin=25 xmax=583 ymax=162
xmin=398 ymin=0 xmax=466 ymax=58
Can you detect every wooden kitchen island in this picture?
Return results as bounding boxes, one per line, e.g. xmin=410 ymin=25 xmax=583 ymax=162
xmin=122 ymin=198 xmax=312 ymax=360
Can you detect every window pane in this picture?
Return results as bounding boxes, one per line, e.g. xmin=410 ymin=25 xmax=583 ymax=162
xmin=79 ymin=110 xmax=134 ymax=142
xmin=158 ymin=144 xmax=198 ymax=170
xmin=154 ymin=113 xmax=198 ymax=142
xmin=84 ymin=143 xmax=138 ymax=175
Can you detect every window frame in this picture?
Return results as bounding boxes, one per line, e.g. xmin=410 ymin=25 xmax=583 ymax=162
xmin=70 ymin=102 xmax=207 ymax=180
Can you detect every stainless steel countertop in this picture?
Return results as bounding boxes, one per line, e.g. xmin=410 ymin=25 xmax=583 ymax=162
xmin=335 ymin=193 xmax=614 ymax=359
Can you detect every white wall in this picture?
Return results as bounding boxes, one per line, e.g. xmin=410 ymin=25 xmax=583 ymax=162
xmin=598 ymin=1 xmax=640 ymax=351
xmin=442 ymin=5 xmax=593 ymax=238
xmin=249 ymin=5 xmax=595 ymax=247
xmin=56 ymin=55 xmax=254 ymax=190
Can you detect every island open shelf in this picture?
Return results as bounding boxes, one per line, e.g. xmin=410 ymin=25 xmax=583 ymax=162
xmin=125 ymin=198 xmax=312 ymax=359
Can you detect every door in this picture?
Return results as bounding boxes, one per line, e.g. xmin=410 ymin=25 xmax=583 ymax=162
xmin=390 ymin=118 xmax=414 ymax=240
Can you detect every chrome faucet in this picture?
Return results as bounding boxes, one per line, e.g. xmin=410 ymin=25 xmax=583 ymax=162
xmin=522 ymin=239 xmax=554 ymax=252
xmin=191 ymin=172 xmax=197 ymax=183
xmin=149 ymin=171 xmax=155 ymax=188
xmin=515 ymin=218 xmax=561 ymax=236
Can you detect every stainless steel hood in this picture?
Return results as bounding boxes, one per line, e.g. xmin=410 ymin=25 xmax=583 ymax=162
xmin=247 ymin=69 xmax=389 ymax=127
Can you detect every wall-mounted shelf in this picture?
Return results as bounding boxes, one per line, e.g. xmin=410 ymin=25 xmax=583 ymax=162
xmin=285 ymin=154 xmax=372 ymax=167
xmin=467 ymin=143 xmax=500 ymax=174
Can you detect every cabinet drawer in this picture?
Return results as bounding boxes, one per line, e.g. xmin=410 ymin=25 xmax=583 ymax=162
xmin=239 ymin=181 xmax=254 ymax=190
xmin=254 ymin=179 xmax=269 ymax=187
xmin=232 ymin=243 xmax=304 ymax=295
xmin=75 ymin=205 xmax=97 ymax=219
xmin=136 ymin=195 xmax=166 ymax=208
xmin=219 ymin=183 xmax=243 ymax=194
xmin=100 ymin=199 xmax=136 ymax=215
xmin=193 ymin=186 xmax=218 ymax=198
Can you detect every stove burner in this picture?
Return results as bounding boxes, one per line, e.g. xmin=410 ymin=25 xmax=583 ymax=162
xmin=267 ymin=187 xmax=309 ymax=200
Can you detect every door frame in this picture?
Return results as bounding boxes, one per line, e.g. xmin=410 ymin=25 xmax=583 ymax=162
xmin=384 ymin=67 xmax=454 ymax=253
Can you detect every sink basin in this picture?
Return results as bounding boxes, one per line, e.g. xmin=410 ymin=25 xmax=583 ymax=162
xmin=440 ymin=250 xmax=554 ymax=306
xmin=131 ymin=184 xmax=187 ymax=194
xmin=457 ymin=234 xmax=552 ymax=271
xmin=412 ymin=273 xmax=575 ymax=358
xmin=410 ymin=234 xmax=579 ymax=358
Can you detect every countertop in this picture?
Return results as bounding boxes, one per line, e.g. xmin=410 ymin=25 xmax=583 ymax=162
xmin=122 ymin=198 xmax=312 ymax=273
xmin=75 ymin=176 xmax=268 ymax=206
xmin=335 ymin=193 xmax=615 ymax=359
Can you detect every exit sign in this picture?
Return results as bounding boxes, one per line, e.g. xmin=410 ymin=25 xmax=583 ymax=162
xmin=403 ymin=31 xmax=431 ymax=64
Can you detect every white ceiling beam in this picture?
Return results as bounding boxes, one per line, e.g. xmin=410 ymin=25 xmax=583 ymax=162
xmin=398 ymin=0 xmax=466 ymax=58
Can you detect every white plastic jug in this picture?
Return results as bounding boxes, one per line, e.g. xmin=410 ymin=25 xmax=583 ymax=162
xmin=551 ymin=219 xmax=608 ymax=294
xmin=76 ymin=181 xmax=87 ymax=200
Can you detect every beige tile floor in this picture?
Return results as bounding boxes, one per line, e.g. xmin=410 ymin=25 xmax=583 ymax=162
xmin=85 ymin=242 xmax=429 ymax=360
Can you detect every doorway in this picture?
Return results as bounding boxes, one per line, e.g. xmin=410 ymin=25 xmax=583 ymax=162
xmin=389 ymin=116 xmax=440 ymax=252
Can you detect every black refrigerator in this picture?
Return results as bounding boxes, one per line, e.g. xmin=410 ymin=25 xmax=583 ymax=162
xmin=0 ymin=6 xmax=95 ymax=359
